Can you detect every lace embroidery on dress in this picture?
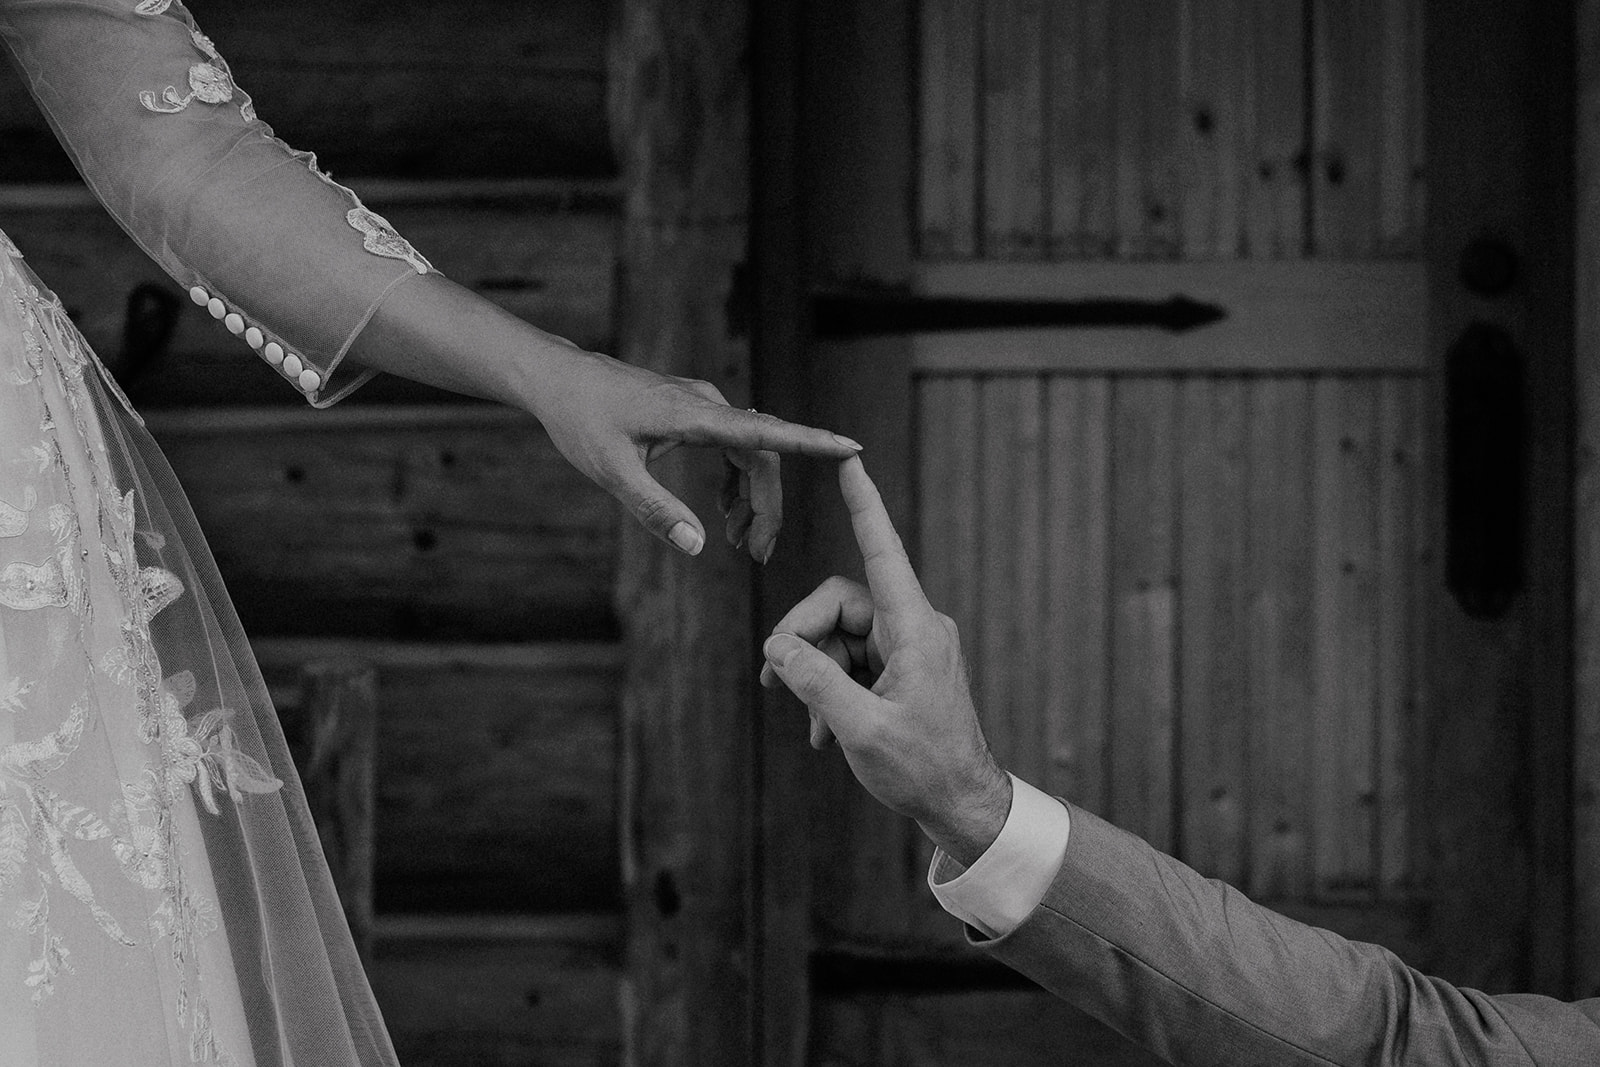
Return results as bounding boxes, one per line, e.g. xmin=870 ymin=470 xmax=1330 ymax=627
xmin=132 ymin=1 xmax=436 ymax=276
xmin=1 ymin=252 xmax=272 ymax=1063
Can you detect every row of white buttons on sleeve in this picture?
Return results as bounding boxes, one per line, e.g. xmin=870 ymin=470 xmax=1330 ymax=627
xmin=188 ymin=284 xmax=322 ymax=394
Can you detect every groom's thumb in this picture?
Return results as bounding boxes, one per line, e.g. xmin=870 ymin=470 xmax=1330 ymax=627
xmin=763 ymin=632 xmax=861 ymax=720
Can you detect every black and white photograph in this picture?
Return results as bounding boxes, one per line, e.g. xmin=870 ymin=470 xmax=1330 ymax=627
xmin=0 ymin=0 xmax=1592 ymax=1063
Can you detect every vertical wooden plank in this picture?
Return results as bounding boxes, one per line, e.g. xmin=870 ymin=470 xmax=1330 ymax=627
xmin=917 ymin=380 xmax=956 ymax=608
xmin=1013 ymin=378 xmax=1046 ymax=786
xmin=1577 ymin=0 xmax=1600 ymax=1002
xmin=912 ymin=377 xmax=989 ymax=945
xmin=982 ymin=0 xmax=1047 ymax=257
xmin=1046 ymin=0 xmax=1116 ymax=257
xmin=978 ymin=378 xmax=1044 ymax=772
xmin=1179 ymin=0 xmax=1249 ymax=259
xmin=807 ymin=341 xmax=922 ymax=949
xmin=1114 ymin=1 xmax=1183 ymax=258
xmin=1375 ymin=380 xmax=1421 ymax=896
xmin=1314 ymin=0 xmax=1385 ymax=256
xmin=1311 ymin=377 xmax=1380 ymax=897
xmin=1246 ymin=0 xmax=1308 ymax=259
xmin=919 ymin=0 xmax=981 ymax=257
xmin=753 ymin=0 xmax=816 ymax=1050
xmin=1377 ymin=0 xmax=1425 ymax=255
xmin=1042 ymin=378 xmax=1112 ymax=810
xmin=794 ymin=0 xmax=921 ymax=969
xmin=611 ymin=1 xmax=756 ymax=1060
xmin=1425 ymin=0 xmax=1571 ymax=994
xmin=1247 ymin=377 xmax=1315 ymax=901
xmin=1178 ymin=377 xmax=1249 ymax=883
xmin=1109 ymin=378 xmax=1178 ymax=849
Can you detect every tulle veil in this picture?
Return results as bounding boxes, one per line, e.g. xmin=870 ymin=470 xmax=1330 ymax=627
xmin=0 ymin=238 xmax=396 ymax=1065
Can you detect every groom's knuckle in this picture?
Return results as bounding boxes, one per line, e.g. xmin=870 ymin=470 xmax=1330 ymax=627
xmin=820 ymin=574 xmax=863 ymax=603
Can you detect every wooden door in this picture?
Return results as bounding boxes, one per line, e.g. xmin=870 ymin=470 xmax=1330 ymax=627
xmin=759 ymin=0 xmax=1574 ymax=1061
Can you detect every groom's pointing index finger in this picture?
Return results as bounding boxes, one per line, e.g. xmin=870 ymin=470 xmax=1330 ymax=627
xmin=839 ymin=457 xmax=929 ymax=615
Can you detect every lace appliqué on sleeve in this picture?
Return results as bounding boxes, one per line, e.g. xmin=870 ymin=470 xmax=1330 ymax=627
xmin=131 ymin=1 xmax=435 ymax=276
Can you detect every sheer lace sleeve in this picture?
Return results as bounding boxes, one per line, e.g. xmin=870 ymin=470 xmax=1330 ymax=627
xmin=0 ymin=0 xmax=435 ymax=406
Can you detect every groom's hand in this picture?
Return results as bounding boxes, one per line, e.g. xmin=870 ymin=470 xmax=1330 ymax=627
xmin=759 ymin=457 xmax=1012 ymax=866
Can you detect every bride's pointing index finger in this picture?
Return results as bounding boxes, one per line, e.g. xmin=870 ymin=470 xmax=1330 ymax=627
xmin=838 ymin=457 xmax=930 ymax=617
xmin=680 ymin=403 xmax=864 ymax=458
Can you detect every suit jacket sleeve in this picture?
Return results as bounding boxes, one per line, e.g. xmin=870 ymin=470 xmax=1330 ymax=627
xmin=0 ymin=0 xmax=436 ymax=406
xmin=976 ymin=802 xmax=1600 ymax=1066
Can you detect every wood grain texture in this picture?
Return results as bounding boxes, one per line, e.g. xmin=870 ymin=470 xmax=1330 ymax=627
xmin=1313 ymin=0 xmax=1425 ymax=256
xmin=1114 ymin=1 xmax=1183 ymax=258
xmin=154 ymin=408 xmax=618 ymax=641
xmin=0 ymin=188 xmax=619 ymax=408
xmin=1045 ymin=0 xmax=1117 ymax=257
xmin=976 ymin=379 xmax=1046 ymax=775
xmin=258 ymin=640 xmax=621 ymax=914
xmin=1108 ymin=378 xmax=1178 ymax=849
xmin=811 ymin=988 xmax=1167 ymax=1067
xmin=610 ymin=0 xmax=761 ymax=1059
xmin=1042 ymin=377 xmax=1111 ymax=810
xmin=982 ymin=0 xmax=1046 ymax=258
xmin=1375 ymin=381 xmax=1422 ymax=896
xmin=918 ymin=0 xmax=981 ymax=257
xmin=1245 ymin=0 xmax=1308 ymax=258
xmin=1246 ymin=377 xmax=1315 ymax=901
xmin=1311 ymin=377 xmax=1380 ymax=897
xmin=1179 ymin=0 xmax=1250 ymax=258
xmin=1177 ymin=377 xmax=1249 ymax=884
xmin=368 ymin=916 xmax=622 ymax=1067
xmin=1578 ymin=0 xmax=1600 ymax=1001
xmin=1421 ymin=0 xmax=1571 ymax=991
xmin=0 ymin=0 xmax=614 ymax=182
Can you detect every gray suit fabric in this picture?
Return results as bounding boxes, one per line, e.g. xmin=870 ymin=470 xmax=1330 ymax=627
xmin=978 ymin=803 xmax=1600 ymax=1066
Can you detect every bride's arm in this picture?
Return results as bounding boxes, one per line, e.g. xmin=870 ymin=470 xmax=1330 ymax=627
xmin=0 ymin=0 xmax=856 ymax=556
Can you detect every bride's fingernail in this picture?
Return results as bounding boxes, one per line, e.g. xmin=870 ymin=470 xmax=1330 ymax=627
xmin=761 ymin=539 xmax=776 ymax=565
xmin=668 ymin=522 xmax=703 ymax=555
xmin=832 ymin=434 xmax=864 ymax=451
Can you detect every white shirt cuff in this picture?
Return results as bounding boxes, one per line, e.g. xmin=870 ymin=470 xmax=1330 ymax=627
xmin=926 ymin=774 xmax=1071 ymax=938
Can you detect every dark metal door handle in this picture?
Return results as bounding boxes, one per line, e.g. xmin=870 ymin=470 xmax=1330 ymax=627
xmin=1445 ymin=321 xmax=1523 ymax=618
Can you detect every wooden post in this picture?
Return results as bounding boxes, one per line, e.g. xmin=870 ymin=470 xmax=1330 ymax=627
xmin=293 ymin=658 xmax=378 ymax=962
xmin=610 ymin=1 xmax=758 ymax=1063
xmin=1577 ymin=0 xmax=1600 ymax=1001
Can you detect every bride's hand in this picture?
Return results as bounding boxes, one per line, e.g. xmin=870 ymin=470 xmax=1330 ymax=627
xmin=530 ymin=347 xmax=860 ymax=561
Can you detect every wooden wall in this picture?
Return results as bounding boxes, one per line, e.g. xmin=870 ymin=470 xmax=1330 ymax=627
xmin=0 ymin=3 xmax=628 ymax=1063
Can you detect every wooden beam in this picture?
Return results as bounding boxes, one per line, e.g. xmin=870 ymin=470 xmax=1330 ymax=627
xmin=752 ymin=0 xmax=815 ymax=1060
xmin=1577 ymin=0 xmax=1600 ymax=1002
xmin=0 ymin=0 xmax=615 ymax=182
xmin=152 ymin=410 xmax=617 ymax=642
xmin=257 ymin=639 xmax=622 ymax=915
xmin=610 ymin=0 xmax=758 ymax=1062
xmin=1425 ymin=0 xmax=1574 ymax=993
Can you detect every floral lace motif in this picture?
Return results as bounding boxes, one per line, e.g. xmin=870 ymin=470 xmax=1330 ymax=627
xmin=0 ymin=247 xmax=269 ymax=1063
xmin=133 ymin=1 xmax=434 ymax=277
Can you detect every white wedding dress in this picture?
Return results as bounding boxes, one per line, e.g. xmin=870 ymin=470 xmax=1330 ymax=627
xmin=0 ymin=1 xmax=435 ymax=1063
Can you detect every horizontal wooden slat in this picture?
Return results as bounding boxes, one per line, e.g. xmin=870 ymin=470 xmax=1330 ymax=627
xmin=258 ymin=639 xmax=620 ymax=913
xmin=157 ymin=410 xmax=618 ymax=641
xmin=367 ymin=911 xmax=620 ymax=1067
xmin=812 ymin=988 xmax=1166 ymax=1067
xmin=0 ymin=0 xmax=613 ymax=182
xmin=0 ymin=188 xmax=619 ymax=407
xmin=908 ymin=261 xmax=1425 ymax=373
